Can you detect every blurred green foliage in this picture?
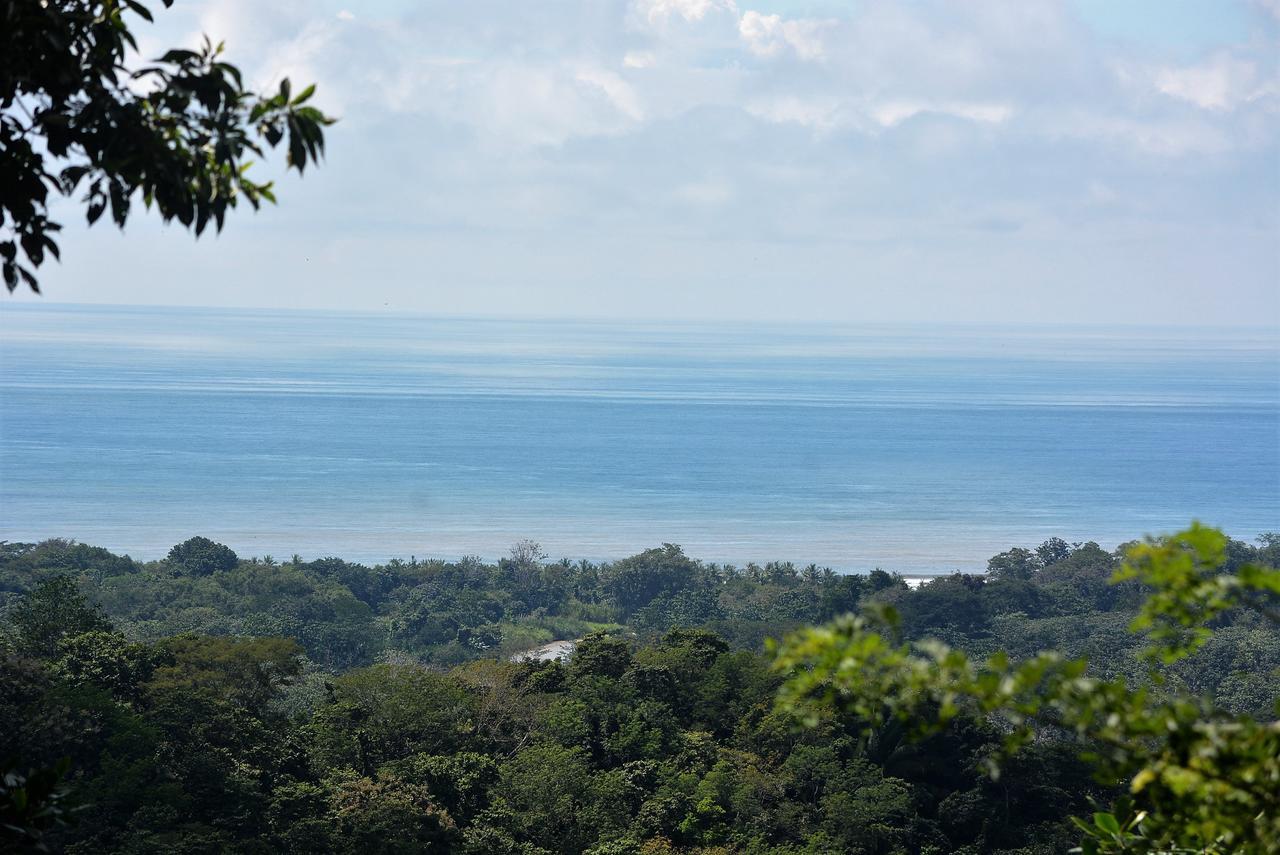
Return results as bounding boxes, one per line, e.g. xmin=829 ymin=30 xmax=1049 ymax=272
xmin=774 ymin=525 xmax=1279 ymax=854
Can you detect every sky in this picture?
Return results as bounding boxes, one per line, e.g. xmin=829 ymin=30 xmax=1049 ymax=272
xmin=9 ymin=0 xmax=1280 ymax=325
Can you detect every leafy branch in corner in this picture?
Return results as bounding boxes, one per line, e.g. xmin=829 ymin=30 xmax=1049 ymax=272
xmin=0 ymin=0 xmax=336 ymax=293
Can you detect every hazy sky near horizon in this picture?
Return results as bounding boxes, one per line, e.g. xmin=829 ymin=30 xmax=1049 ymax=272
xmin=10 ymin=0 xmax=1280 ymax=325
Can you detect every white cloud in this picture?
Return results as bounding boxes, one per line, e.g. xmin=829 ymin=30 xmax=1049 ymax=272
xmin=623 ymin=50 xmax=656 ymax=69
xmin=748 ymin=96 xmax=1012 ymax=135
xmin=463 ymin=64 xmax=647 ymax=146
xmin=166 ymin=0 xmax=1276 ymax=158
xmin=872 ymin=100 xmax=1014 ymax=127
xmin=65 ymin=0 xmax=1276 ymax=326
xmin=746 ymin=95 xmax=843 ymax=131
xmin=576 ymin=67 xmax=645 ymax=121
xmin=738 ymin=10 xmax=829 ymax=61
xmin=1050 ymin=113 xmax=1233 ymax=157
xmin=634 ymin=0 xmax=737 ymax=25
xmin=1154 ymin=54 xmax=1260 ymax=111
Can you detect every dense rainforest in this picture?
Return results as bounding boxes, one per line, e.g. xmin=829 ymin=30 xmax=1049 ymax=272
xmin=1 ymin=531 xmax=1277 ymax=853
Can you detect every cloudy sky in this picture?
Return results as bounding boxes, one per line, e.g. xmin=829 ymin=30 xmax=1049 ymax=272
xmin=15 ymin=0 xmax=1280 ymax=324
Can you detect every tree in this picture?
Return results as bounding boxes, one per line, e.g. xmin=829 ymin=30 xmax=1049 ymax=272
xmin=817 ymin=572 xmax=863 ymax=620
xmin=502 ymin=539 xmax=548 ymax=610
xmin=493 ymin=744 xmax=594 ymax=854
xmin=167 ymin=535 xmax=237 ymax=576
xmin=1036 ymin=537 xmax=1073 ymax=567
xmin=603 ymin=544 xmax=701 ymax=617
xmin=310 ymin=664 xmax=476 ymax=774
xmin=508 ymin=539 xmax=546 ymax=569
xmin=9 ymin=575 xmax=112 ymax=657
xmin=774 ymin=523 xmax=1280 ymax=854
xmin=326 ymin=771 xmax=460 ymax=853
xmin=52 ymin=629 xmax=154 ymax=698
xmin=148 ymin=634 xmax=302 ymax=714
xmin=1 ymin=0 xmax=334 ymax=293
xmin=1257 ymin=532 xmax=1280 ymax=568
xmin=569 ymin=632 xmax=632 ymax=681
xmin=0 ymin=538 xmax=135 ymax=578
xmin=986 ymin=546 xmax=1041 ymax=581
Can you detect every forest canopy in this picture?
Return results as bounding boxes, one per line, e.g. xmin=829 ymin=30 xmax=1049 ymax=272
xmin=1 ymin=526 xmax=1277 ymax=853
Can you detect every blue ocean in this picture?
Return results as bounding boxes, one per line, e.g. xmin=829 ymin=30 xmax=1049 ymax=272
xmin=1 ymin=303 xmax=1276 ymax=572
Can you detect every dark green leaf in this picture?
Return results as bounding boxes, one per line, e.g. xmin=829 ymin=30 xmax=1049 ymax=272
xmin=1092 ymin=812 xmax=1121 ymax=836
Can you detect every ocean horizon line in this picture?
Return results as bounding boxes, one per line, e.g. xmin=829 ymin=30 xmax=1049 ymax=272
xmin=6 ymin=299 xmax=1280 ymax=336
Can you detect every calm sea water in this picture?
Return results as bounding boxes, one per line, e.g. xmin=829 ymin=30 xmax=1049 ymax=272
xmin=1 ymin=303 xmax=1277 ymax=571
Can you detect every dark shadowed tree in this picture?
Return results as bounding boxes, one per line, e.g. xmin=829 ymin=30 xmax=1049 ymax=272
xmin=603 ymin=544 xmax=701 ymax=617
xmin=568 ymin=632 xmax=632 ymax=681
xmin=167 ymin=536 xmax=238 ymax=576
xmin=9 ymin=575 xmax=112 ymax=657
xmin=1 ymin=0 xmax=334 ymax=293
